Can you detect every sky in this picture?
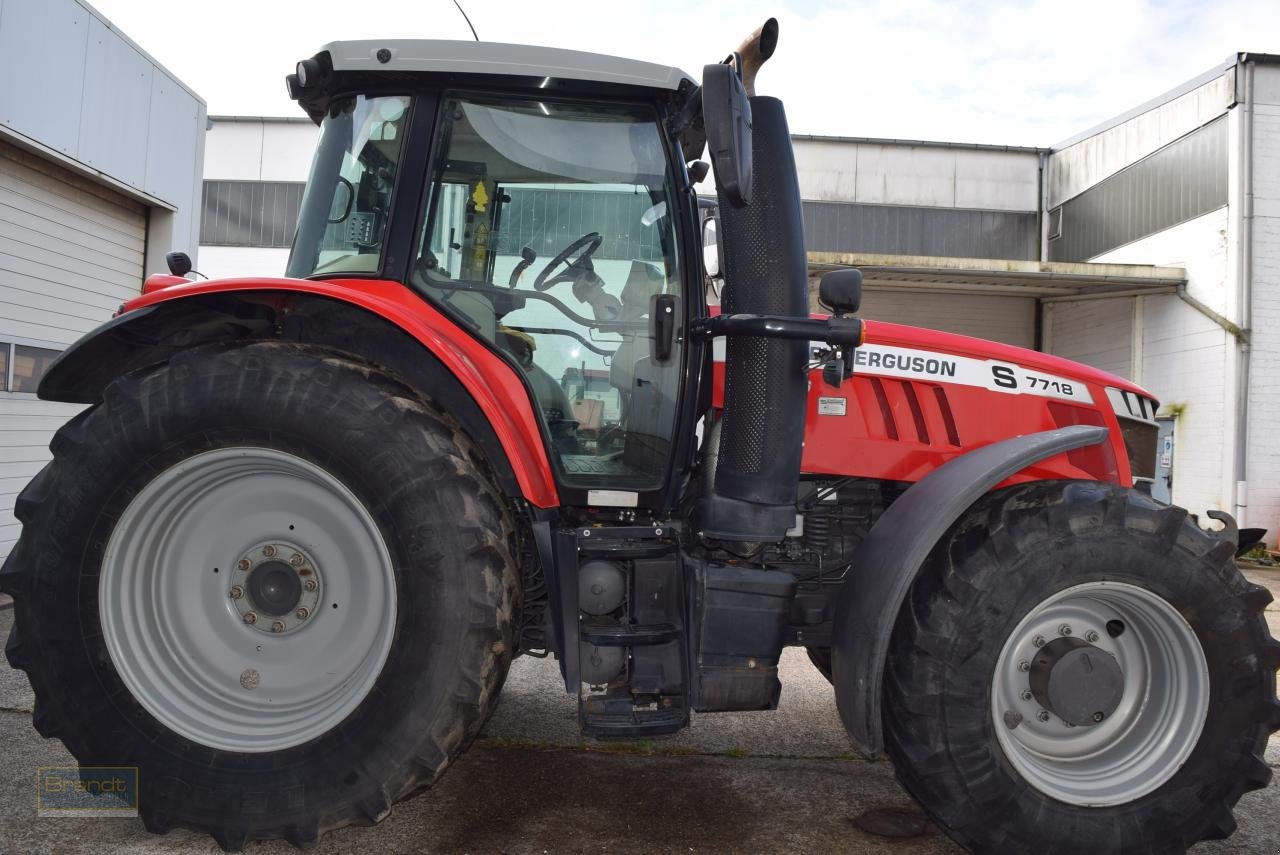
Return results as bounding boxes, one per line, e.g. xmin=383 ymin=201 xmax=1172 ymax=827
xmin=91 ymin=0 xmax=1280 ymax=147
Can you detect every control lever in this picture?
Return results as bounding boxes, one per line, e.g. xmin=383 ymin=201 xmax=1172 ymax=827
xmin=508 ymin=246 xmax=537 ymax=287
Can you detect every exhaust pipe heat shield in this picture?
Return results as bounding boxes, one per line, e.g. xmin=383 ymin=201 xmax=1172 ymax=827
xmin=712 ymin=96 xmax=809 ymax=513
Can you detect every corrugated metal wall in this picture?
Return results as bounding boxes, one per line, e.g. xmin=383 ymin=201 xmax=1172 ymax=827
xmin=1048 ymin=117 xmax=1227 ymax=262
xmin=802 ymin=201 xmax=1038 ymax=260
xmin=201 ymin=181 xmax=305 ymax=248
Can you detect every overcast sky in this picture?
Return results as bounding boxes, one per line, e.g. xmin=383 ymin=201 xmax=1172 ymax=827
xmin=92 ymin=0 xmax=1280 ymax=147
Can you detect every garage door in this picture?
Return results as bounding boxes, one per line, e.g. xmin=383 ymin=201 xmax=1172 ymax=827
xmin=0 ymin=141 xmax=147 ymax=558
xmin=859 ymin=288 xmax=1037 ymax=350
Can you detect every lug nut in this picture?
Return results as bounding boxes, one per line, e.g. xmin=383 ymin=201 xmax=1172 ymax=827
xmin=229 ymin=585 xmax=244 ymax=600
xmin=263 ymin=545 xmax=277 ymax=558
xmin=1085 ymin=630 xmax=1100 ymax=643
xmin=1020 ymin=689 xmax=1033 ymax=701
xmin=1018 ymin=660 xmax=1030 ymax=672
xmin=238 ymin=558 xmax=251 ymax=572
xmin=290 ymin=553 xmax=304 ymax=566
xmin=295 ymin=607 xmax=309 ymax=620
xmin=303 ymin=578 xmax=318 ymax=592
xmin=271 ymin=620 xmax=286 ymax=633
xmin=243 ymin=612 xmax=257 ymax=625
xmin=1037 ymin=710 xmax=1051 ymax=722
xmin=1033 ymin=635 xmax=1045 ymax=647
xmin=1058 ymin=624 xmax=1073 ymax=636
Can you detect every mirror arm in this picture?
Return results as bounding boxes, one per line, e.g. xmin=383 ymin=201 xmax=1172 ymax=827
xmin=689 ymin=313 xmax=864 ymax=349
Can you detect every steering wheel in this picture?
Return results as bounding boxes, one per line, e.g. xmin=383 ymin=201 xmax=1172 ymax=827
xmin=533 ymin=232 xmax=603 ymax=291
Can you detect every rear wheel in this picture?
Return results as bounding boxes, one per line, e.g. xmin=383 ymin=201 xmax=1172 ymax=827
xmin=883 ymin=481 xmax=1280 ymax=854
xmin=0 ymin=342 xmax=520 ymax=850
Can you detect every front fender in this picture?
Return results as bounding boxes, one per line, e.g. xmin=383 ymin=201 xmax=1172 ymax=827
xmin=40 ymin=277 xmax=560 ymax=508
xmin=830 ymin=424 xmax=1109 ymax=756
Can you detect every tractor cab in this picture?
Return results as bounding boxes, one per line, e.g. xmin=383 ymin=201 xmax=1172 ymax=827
xmin=284 ymin=43 xmax=705 ymax=505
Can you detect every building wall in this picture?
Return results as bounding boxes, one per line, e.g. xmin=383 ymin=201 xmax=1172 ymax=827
xmin=1056 ymin=209 xmax=1234 ymax=518
xmin=1044 ymin=66 xmax=1240 ymax=522
xmin=1047 ymin=69 xmax=1235 ymax=209
xmin=198 ymin=245 xmax=291 ymax=281
xmin=204 ymin=119 xmax=317 ymax=182
xmin=1245 ymin=63 xmax=1280 ymax=537
xmin=792 ymin=138 xmax=1041 ymax=260
xmin=0 ymin=0 xmax=204 ymax=558
xmin=0 ymin=0 xmax=206 ymax=272
xmin=198 ymin=118 xmax=317 ymax=279
xmin=1043 ymin=297 xmax=1135 ymax=380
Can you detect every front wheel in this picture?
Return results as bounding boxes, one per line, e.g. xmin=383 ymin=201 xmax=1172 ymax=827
xmin=883 ymin=481 xmax=1280 ymax=854
xmin=0 ymin=342 xmax=520 ymax=849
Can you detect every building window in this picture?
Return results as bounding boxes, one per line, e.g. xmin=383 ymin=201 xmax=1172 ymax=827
xmin=1047 ymin=207 xmax=1063 ymax=241
xmin=1 ymin=342 xmax=60 ymax=393
xmin=200 ymin=180 xmax=306 ymax=248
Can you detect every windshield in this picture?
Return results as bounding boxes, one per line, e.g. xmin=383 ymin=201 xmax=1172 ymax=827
xmin=415 ymin=96 xmax=683 ymax=492
xmin=286 ymin=95 xmax=411 ymax=278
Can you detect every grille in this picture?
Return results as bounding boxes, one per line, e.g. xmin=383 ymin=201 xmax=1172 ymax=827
xmin=1121 ymin=420 xmax=1158 ymax=480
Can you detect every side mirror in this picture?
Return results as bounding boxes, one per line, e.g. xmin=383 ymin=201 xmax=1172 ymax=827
xmin=818 ymin=268 xmax=863 ymax=317
xmin=702 ymin=216 xmax=722 ymax=278
xmin=702 ymin=63 xmax=753 ymax=207
xmin=165 ymin=251 xmax=193 ymax=277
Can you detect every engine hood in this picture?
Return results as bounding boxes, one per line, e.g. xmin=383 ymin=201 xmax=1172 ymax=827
xmin=864 ymin=319 xmax=1157 ymax=403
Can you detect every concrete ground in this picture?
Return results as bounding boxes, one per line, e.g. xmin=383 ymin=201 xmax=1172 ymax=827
xmin=0 ymin=568 xmax=1278 ymax=853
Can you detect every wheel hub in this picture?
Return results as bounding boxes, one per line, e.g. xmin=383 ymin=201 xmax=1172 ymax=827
xmin=991 ymin=581 xmax=1209 ymax=806
xmin=1028 ymin=636 xmax=1124 ymax=727
xmin=230 ymin=543 xmax=322 ymax=634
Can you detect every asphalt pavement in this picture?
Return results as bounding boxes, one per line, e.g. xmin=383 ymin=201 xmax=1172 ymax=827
xmin=1 ymin=568 xmax=1278 ymax=854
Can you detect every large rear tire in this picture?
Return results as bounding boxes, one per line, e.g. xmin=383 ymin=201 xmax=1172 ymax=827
xmin=883 ymin=481 xmax=1280 ymax=854
xmin=0 ymin=342 xmax=520 ymax=850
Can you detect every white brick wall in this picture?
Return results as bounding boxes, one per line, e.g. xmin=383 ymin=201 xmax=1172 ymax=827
xmin=1088 ymin=208 xmax=1234 ymax=519
xmin=1044 ymin=298 xmax=1135 ymax=380
xmin=1244 ymin=65 xmax=1280 ymax=539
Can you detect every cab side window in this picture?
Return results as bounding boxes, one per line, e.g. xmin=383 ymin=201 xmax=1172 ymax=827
xmin=414 ymin=96 xmax=683 ymax=491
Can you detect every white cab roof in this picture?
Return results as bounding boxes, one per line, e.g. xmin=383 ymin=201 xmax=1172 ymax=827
xmin=321 ymin=40 xmax=694 ymax=91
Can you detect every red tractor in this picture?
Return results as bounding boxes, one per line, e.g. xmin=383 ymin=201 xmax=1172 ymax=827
xmin=3 ymin=19 xmax=1276 ymax=854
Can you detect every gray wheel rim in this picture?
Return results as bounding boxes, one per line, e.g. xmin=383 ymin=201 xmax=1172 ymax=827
xmin=992 ymin=581 xmax=1209 ymax=806
xmin=100 ymin=447 xmax=397 ymax=753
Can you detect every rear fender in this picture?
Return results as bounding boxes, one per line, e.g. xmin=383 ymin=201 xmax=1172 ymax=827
xmin=830 ymin=424 xmax=1108 ymax=756
xmin=39 ymin=278 xmax=559 ymax=507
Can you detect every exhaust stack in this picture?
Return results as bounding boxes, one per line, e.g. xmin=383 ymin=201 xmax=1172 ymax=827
xmin=702 ymin=20 xmax=810 ymax=542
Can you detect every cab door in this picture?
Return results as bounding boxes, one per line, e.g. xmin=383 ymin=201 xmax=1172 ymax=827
xmin=412 ymin=93 xmax=691 ymax=506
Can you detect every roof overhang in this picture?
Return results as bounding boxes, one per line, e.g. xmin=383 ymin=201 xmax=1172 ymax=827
xmin=807 ymin=252 xmax=1186 ymax=299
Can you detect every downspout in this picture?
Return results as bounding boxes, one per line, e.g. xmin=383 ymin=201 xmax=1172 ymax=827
xmin=1034 ymin=150 xmax=1047 ymax=351
xmin=1234 ymin=59 xmax=1255 ymax=526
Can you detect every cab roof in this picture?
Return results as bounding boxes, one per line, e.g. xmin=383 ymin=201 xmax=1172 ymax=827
xmin=319 ymin=39 xmax=695 ymax=91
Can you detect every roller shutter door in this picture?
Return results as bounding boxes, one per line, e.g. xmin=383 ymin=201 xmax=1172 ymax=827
xmin=859 ymin=288 xmax=1037 ymax=350
xmin=0 ymin=141 xmax=146 ymax=558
